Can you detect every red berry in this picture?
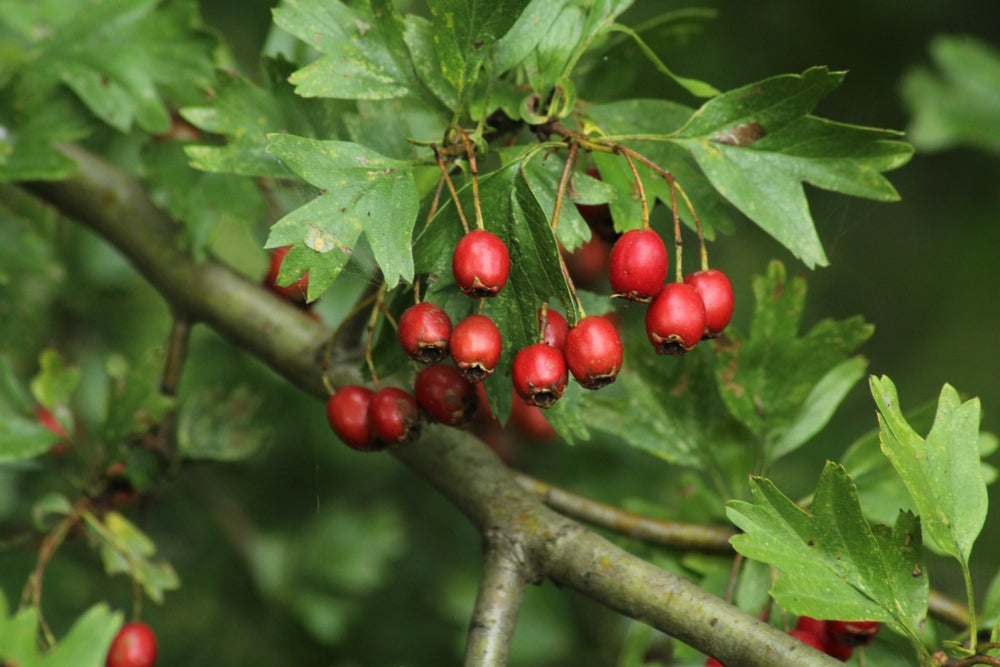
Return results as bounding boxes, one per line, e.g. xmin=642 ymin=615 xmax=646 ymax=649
xmin=327 ymin=386 xmax=380 ymax=451
xmin=537 ymin=308 xmax=568 ymax=351
xmin=704 ymin=658 xmax=724 ymax=667
xmin=452 ymin=229 xmax=510 ymax=297
xmin=398 ymin=302 xmax=452 ymax=364
xmin=575 ymin=168 xmax=617 ymax=242
xmin=788 ymin=629 xmax=827 ymax=652
xmin=608 ymin=228 xmax=668 ymax=301
xmin=450 ymin=314 xmax=503 ymax=383
xmin=106 ymin=622 xmax=157 ymax=667
xmin=369 ymin=387 xmax=422 ymax=445
xmin=826 ymin=620 xmax=881 ymax=647
xmin=509 ymin=391 xmax=557 ymax=441
xmin=512 ymin=343 xmax=568 ymax=409
xmin=794 ymin=616 xmax=827 ymax=637
xmin=564 ymin=315 xmax=623 ymax=390
xmin=684 ymin=269 xmax=735 ymax=338
xmin=36 ymin=405 xmax=71 ymax=440
xmin=645 ymin=282 xmax=706 ymax=356
xmin=561 ymin=237 xmax=609 ymax=290
xmin=414 ymin=364 xmax=478 ymax=428
xmin=264 ymin=246 xmax=310 ymax=304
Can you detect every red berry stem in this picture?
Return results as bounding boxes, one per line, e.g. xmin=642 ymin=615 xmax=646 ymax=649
xmin=433 ymin=144 xmax=471 ymax=234
xmin=456 ymin=126 xmax=486 ymax=232
xmin=674 ymin=181 xmax=710 ymax=272
xmin=669 ymin=178 xmax=684 ymax=283
xmin=364 ymin=284 xmax=390 ymax=388
xmin=320 ymin=289 xmax=379 ymax=396
xmin=619 ymin=148 xmax=650 ymax=231
xmin=549 ymin=141 xmax=579 ymax=233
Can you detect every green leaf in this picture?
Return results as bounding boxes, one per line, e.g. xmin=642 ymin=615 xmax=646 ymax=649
xmin=726 ymin=462 xmax=928 ymax=637
xmin=29 ymin=347 xmax=80 ymax=409
xmin=493 ymin=0 xmax=570 ymax=73
xmin=100 ymin=350 xmax=176 ymax=451
xmin=177 ymin=385 xmax=271 ymax=461
xmin=89 ymin=510 xmax=180 ymax=604
xmin=2 ymin=0 xmax=215 ymax=133
xmin=273 ymin=0 xmax=412 ymax=101
xmin=43 ymin=603 xmax=121 ymax=667
xmin=870 ymin=375 xmax=988 ymax=566
xmin=715 ymin=261 xmax=872 ymax=467
xmin=672 ymin=67 xmax=913 ymax=267
xmin=0 ymin=88 xmax=92 ymax=182
xmin=0 ymin=412 xmax=62 ymax=462
xmin=182 ymin=58 xmax=349 ymax=178
xmin=265 ymin=135 xmax=419 ymax=292
xmin=902 ymin=35 xmax=1000 ymax=154
xmin=607 ymin=23 xmax=719 ymax=98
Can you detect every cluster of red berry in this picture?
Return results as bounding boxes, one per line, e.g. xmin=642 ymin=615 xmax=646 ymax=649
xmin=608 ymin=227 xmax=734 ymax=355
xmin=106 ymin=622 xmax=158 ymax=667
xmin=704 ymin=617 xmax=881 ymax=665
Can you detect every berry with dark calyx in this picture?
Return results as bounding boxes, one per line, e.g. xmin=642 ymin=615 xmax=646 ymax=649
xmin=564 ymin=315 xmax=623 ymax=390
xmin=106 ymin=622 xmax=157 ymax=667
xmin=369 ymin=387 xmax=422 ymax=445
xmin=645 ymin=282 xmax=707 ymax=356
xmin=450 ymin=314 xmax=503 ymax=383
xmin=826 ymin=620 xmax=881 ymax=647
xmin=537 ymin=308 xmax=568 ymax=351
xmin=452 ymin=229 xmax=510 ymax=297
xmin=327 ymin=386 xmax=380 ymax=451
xmin=512 ymin=343 xmax=568 ymax=409
xmin=398 ymin=302 xmax=452 ymax=365
xmin=684 ymin=268 xmax=735 ymax=338
xmin=414 ymin=364 xmax=478 ymax=428
xmin=264 ymin=245 xmax=310 ymax=304
xmin=608 ymin=228 xmax=668 ymax=301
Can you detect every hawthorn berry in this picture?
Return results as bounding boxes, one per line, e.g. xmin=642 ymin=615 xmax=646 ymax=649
xmin=450 ymin=314 xmax=503 ymax=383
xmin=684 ymin=268 xmax=735 ymax=338
xmin=608 ymin=228 xmax=668 ymax=301
xmin=826 ymin=620 xmax=881 ymax=647
xmin=369 ymin=387 xmax=422 ymax=445
xmin=512 ymin=343 xmax=568 ymax=409
xmin=264 ymin=245 xmax=310 ymax=304
xmin=561 ymin=237 xmax=609 ymax=290
xmin=564 ymin=315 xmax=623 ymax=390
xmin=106 ymin=622 xmax=157 ymax=667
xmin=645 ymin=282 xmax=707 ymax=356
xmin=398 ymin=302 xmax=452 ymax=364
xmin=537 ymin=308 xmax=569 ymax=351
xmin=452 ymin=229 xmax=510 ymax=297
xmin=414 ymin=364 xmax=478 ymax=428
xmin=327 ymin=385 xmax=380 ymax=451
xmin=788 ymin=629 xmax=827 ymax=652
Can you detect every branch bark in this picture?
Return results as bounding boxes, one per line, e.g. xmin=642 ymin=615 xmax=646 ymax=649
xmin=25 ymin=144 xmax=843 ymax=666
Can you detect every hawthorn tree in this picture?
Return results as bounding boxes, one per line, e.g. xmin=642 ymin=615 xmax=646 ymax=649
xmin=1 ymin=1 xmax=999 ymax=666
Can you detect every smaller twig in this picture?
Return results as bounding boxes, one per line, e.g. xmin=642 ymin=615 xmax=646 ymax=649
xmin=550 ymin=142 xmax=579 ymax=232
xmin=618 ymin=148 xmax=650 ymax=231
xmin=364 ymin=285 xmax=389 ymax=388
xmin=669 ymin=177 xmax=683 ymax=282
xmin=456 ymin=127 xmax=485 ymax=231
xmin=514 ymin=472 xmax=735 ymax=552
xmin=433 ymin=146 xmax=471 ymax=234
xmin=464 ymin=541 xmax=529 ymax=667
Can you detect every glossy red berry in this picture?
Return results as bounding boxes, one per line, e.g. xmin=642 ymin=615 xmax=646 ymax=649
xmin=264 ymin=245 xmax=309 ymax=304
xmin=369 ymin=387 xmax=422 ymax=445
xmin=537 ymin=308 xmax=568 ymax=351
xmin=452 ymin=229 xmax=510 ymax=297
xmin=684 ymin=269 xmax=735 ymax=338
xmin=327 ymin=386 xmax=380 ymax=451
xmin=398 ymin=302 xmax=452 ymax=364
xmin=106 ymin=622 xmax=157 ymax=667
xmin=608 ymin=228 xmax=668 ymax=301
xmin=450 ymin=314 xmax=503 ymax=383
xmin=564 ymin=315 xmax=623 ymax=390
xmin=414 ymin=364 xmax=478 ymax=428
xmin=645 ymin=282 xmax=707 ymax=356
xmin=826 ymin=620 xmax=881 ymax=647
xmin=512 ymin=343 xmax=568 ymax=409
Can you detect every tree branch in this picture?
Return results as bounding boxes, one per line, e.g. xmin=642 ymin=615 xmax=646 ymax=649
xmin=464 ymin=538 xmax=529 ymax=667
xmin=25 ymin=144 xmax=843 ymax=666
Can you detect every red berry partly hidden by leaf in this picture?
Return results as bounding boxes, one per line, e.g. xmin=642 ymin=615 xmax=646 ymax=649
xmin=561 ymin=237 xmax=609 ymax=290
xmin=684 ymin=268 xmax=735 ymax=338
xmin=327 ymin=386 xmax=380 ymax=452
xmin=608 ymin=228 xmax=668 ymax=301
xmin=564 ymin=315 xmax=623 ymax=390
xmin=369 ymin=387 xmax=422 ymax=445
xmin=512 ymin=343 xmax=568 ymax=409
xmin=36 ymin=405 xmax=71 ymax=440
xmin=537 ymin=308 xmax=568 ymax=351
xmin=826 ymin=620 xmax=881 ymax=647
xmin=414 ymin=364 xmax=478 ymax=428
xmin=704 ymin=658 xmax=723 ymax=667
xmin=509 ymin=391 xmax=557 ymax=441
xmin=788 ymin=629 xmax=827 ymax=652
xmin=450 ymin=314 xmax=503 ymax=383
xmin=264 ymin=246 xmax=310 ymax=304
xmin=645 ymin=282 xmax=707 ymax=356
xmin=452 ymin=229 xmax=510 ymax=297
xmin=106 ymin=622 xmax=158 ymax=667
xmin=398 ymin=302 xmax=452 ymax=365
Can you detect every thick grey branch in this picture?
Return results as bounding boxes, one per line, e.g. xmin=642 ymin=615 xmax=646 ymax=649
xmin=464 ymin=540 xmax=528 ymax=667
xmin=25 ymin=145 xmax=842 ymax=666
